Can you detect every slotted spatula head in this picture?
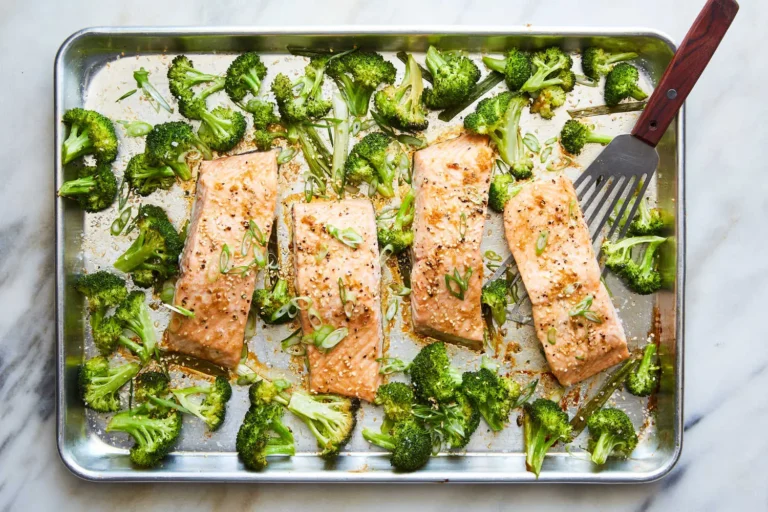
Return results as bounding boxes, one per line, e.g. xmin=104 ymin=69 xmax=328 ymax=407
xmin=573 ymin=134 xmax=658 ymax=242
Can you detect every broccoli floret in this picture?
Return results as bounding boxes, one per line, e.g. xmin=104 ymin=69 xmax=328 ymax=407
xmin=74 ymin=271 xmax=129 ymax=354
xmin=224 ymin=52 xmax=268 ymax=102
xmin=464 ymin=92 xmax=532 ymax=178
xmin=272 ymin=60 xmax=333 ymax=124
xmin=196 ymin=106 xmax=247 ymax=152
xmin=172 ymin=376 xmax=232 ymax=431
xmin=481 ymin=278 xmax=509 ymax=326
xmin=326 ymin=51 xmax=396 ymax=117
xmin=482 ymin=48 xmax=532 ymax=91
xmin=628 ymin=198 xmax=665 ymax=236
xmin=560 ymin=119 xmax=614 ymax=155
xmin=601 ymin=235 xmax=666 ymax=279
xmin=409 ymin=342 xmax=462 ymax=404
xmin=124 ymin=153 xmax=176 ymax=197
xmin=523 ymin=398 xmax=572 ymax=477
xmin=106 ymin=404 xmax=182 ymax=467
xmin=252 ymin=278 xmax=294 ymax=324
xmin=423 ymin=46 xmax=481 ymax=109
xmin=586 ymin=408 xmax=638 ymax=465
xmin=236 ymin=401 xmax=295 ymax=470
xmin=373 ymin=54 xmax=428 ymax=132
xmin=377 ymin=189 xmax=415 ymax=254
xmin=461 ymin=367 xmax=521 ymax=431
xmin=134 ymin=370 xmax=170 ymax=403
xmin=58 ymin=163 xmax=118 ymax=212
xmin=488 ymin=173 xmax=520 ymax=213
xmin=622 ymin=237 xmax=666 ymax=295
xmin=625 ymin=343 xmax=660 ymax=396
xmin=286 ymin=391 xmax=359 ymax=458
xmin=530 ymin=85 xmax=567 ymax=120
xmin=413 ymin=393 xmax=479 ymax=449
xmin=79 ymin=356 xmax=140 ymax=412
xmin=113 ymin=204 xmax=183 ymax=288
xmin=362 ymin=419 xmax=432 ymax=471
xmin=374 ymin=382 xmax=414 ymax=422
xmin=61 ymin=108 xmax=118 ymax=165
xmin=345 ymin=132 xmax=404 ymax=197
xmin=168 ymin=55 xmax=222 ymax=98
xmin=114 ymin=291 xmax=158 ymax=363
xmin=145 ymin=121 xmax=212 ymax=180
xmin=581 ymin=47 xmax=638 ymax=80
xmin=91 ymin=315 xmax=126 ymax=355
xmin=604 ymin=63 xmax=648 ymax=106
xmin=520 ymin=47 xmax=575 ymax=94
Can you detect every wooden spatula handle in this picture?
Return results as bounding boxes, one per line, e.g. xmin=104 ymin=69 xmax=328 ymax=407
xmin=631 ymin=0 xmax=739 ymax=147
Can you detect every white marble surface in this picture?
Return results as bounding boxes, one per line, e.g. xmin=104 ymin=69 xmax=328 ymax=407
xmin=1 ymin=0 xmax=765 ymax=509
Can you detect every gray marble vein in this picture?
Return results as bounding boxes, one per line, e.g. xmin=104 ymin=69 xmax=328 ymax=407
xmin=1 ymin=0 xmax=766 ymax=510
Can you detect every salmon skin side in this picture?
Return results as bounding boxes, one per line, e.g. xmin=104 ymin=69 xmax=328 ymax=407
xmin=503 ymin=175 xmax=629 ymax=386
xmin=292 ymin=199 xmax=383 ymax=402
xmin=165 ymin=150 xmax=279 ymax=369
xmin=410 ymin=134 xmax=495 ymax=349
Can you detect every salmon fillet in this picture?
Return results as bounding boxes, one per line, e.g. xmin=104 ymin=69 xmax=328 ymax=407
xmin=165 ymin=150 xmax=279 ymax=368
xmin=292 ymin=199 xmax=383 ymax=402
xmin=503 ymin=175 xmax=629 ymax=386
xmin=410 ymin=134 xmax=495 ymax=349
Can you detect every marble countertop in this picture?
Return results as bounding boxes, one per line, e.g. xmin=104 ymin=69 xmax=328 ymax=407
xmin=1 ymin=0 xmax=765 ymax=509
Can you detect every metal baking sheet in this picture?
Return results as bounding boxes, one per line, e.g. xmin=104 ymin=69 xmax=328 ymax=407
xmin=55 ymin=27 xmax=684 ymax=483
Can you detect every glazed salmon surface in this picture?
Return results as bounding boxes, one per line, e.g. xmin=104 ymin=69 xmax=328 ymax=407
xmin=165 ymin=151 xmax=278 ymax=368
xmin=292 ymin=199 xmax=383 ymax=402
xmin=410 ymin=134 xmax=495 ymax=349
xmin=503 ymin=175 xmax=629 ymax=386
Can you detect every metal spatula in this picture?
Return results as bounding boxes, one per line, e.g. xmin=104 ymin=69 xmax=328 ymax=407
xmin=492 ymin=0 xmax=739 ymax=321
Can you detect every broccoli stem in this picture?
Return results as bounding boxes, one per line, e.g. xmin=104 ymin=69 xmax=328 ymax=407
xmin=590 ymin=432 xmax=617 ymax=465
xmin=520 ymin=60 xmax=568 ymax=93
xmin=91 ymin=364 xmax=140 ymax=402
xmin=242 ymin=68 xmax=263 ymax=97
xmin=604 ymin=52 xmax=639 ymax=65
xmin=58 ymin=175 xmax=96 ymax=196
xmin=637 ymin=343 xmax=657 ymax=376
xmin=362 ymin=428 xmax=395 ymax=451
xmin=265 ymin=420 xmax=296 ymax=456
xmin=113 ymin=232 xmax=158 ymax=272
xmin=425 ymin=46 xmax=448 ymax=74
xmin=331 ymin=93 xmax=350 ymax=196
xmin=490 ymin=97 xmax=524 ymax=167
xmin=481 ymin=56 xmax=506 ymax=74
xmin=62 ymin=126 xmax=92 ymax=164
xmin=336 ymin=74 xmax=371 ymax=117
xmin=199 ymin=109 xmax=234 ymax=140
xmin=131 ymin=165 xmax=175 ymax=180
xmin=587 ymin=132 xmax=614 ymax=145
xmin=393 ymin=191 xmax=415 ymax=230
xmin=525 ymin=423 xmax=557 ymax=476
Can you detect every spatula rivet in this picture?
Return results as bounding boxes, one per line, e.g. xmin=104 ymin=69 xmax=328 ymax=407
xmin=649 ymin=121 xmax=658 ymax=131
xmin=667 ymin=88 xmax=678 ymax=99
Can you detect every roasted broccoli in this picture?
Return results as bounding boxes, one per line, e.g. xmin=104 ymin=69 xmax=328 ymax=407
xmin=523 ymin=398 xmax=572 ymax=477
xmin=134 ymin=370 xmax=170 ymax=403
xmin=481 ymin=278 xmax=509 ymax=327
xmin=74 ymin=271 xmax=128 ymax=355
xmin=236 ymin=381 xmax=295 ymax=470
xmin=423 ymin=46 xmax=481 ymax=109
xmin=464 ymin=92 xmax=533 ymax=179
xmin=530 ymin=85 xmax=567 ymax=120
xmin=57 ymin=163 xmax=118 ymax=212
xmin=628 ymin=198 xmax=665 ymax=236
xmin=601 ymin=235 xmax=666 ymax=281
xmin=604 ymin=63 xmax=648 ymax=106
xmin=625 ymin=343 xmax=660 ymax=396
xmin=106 ymin=404 xmax=182 ymax=467
xmin=114 ymin=290 xmax=158 ymax=363
xmin=172 ymin=376 xmax=232 ymax=431
xmin=249 ymin=100 xmax=287 ymax=151
xmin=224 ymin=52 xmax=268 ymax=102
xmin=124 ymin=153 xmax=176 ymax=196
xmin=461 ymin=367 xmax=521 ymax=431
xmin=168 ymin=55 xmax=222 ymax=99
xmin=113 ymin=204 xmax=183 ymax=288
xmin=362 ymin=419 xmax=432 ymax=471
xmin=145 ymin=121 xmax=212 ymax=180
xmin=134 ymin=67 xmax=173 ymax=114
xmin=581 ymin=47 xmax=638 ymax=80
xmin=377 ymin=189 xmax=415 ymax=254
xmin=252 ymin=278 xmax=295 ymax=324
xmin=195 ymin=105 xmax=247 ymax=152
xmin=373 ymin=54 xmax=428 ymax=132
xmin=345 ymin=132 xmax=404 ymax=197
xmin=272 ymin=59 xmax=333 ymax=124
xmin=325 ymin=50 xmax=396 ymax=117
xmin=374 ymin=382 xmax=414 ymax=423
xmin=409 ymin=342 xmax=462 ymax=404
xmin=413 ymin=393 xmax=479 ymax=450
xmin=79 ymin=356 xmax=140 ymax=412
xmin=488 ymin=173 xmax=520 ymax=213
xmin=586 ymin=408 xmax=638 ymax=465
xmin=559 ymin=119 xmax=614 ymax=155
xmin=520 ymin=47 xmax=575 ymax=94
xmin=621 ymin=236 xmax=667 ymax=295
xmin=61 ymin=108 xmax=118 ymax=165
xmin=482 ymin=48 xmax=532 ymax=91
